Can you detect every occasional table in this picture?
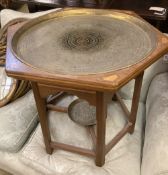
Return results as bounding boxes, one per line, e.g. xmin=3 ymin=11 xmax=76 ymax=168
xmin=6 ymin=8 xmax=168 ymax=166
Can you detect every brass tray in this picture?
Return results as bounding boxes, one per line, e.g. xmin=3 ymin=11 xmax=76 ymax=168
xmin=0 ymin=66 xmax=30 ymax=107
xmin=0 ymin=67 xmax=18 ymax=107
xmin=68 ymin=99 xmax=96 ymax=126
xmin=11 ymin=9 xmax=157 ymax=75
xmin=0 ymin=18 xmax=31 ymax=107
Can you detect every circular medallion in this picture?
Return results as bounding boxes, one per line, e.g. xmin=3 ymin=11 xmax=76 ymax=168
xmin=62 ymin=29 xmax=105 ymax=52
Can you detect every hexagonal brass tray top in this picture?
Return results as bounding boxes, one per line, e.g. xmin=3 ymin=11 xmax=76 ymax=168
xmin=6 ymin=8 xmax=168 ymax=167
xmin=11 ymin=8 xmax=157 ymax=75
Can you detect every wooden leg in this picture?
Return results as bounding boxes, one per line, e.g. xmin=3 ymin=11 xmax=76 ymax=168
xmin=31 ymin=82 xmax=53 ymax=154
xmin=129 ymin=72 xmax=144 ymax=134
xmin=95 ymin=92 xmax=107 ymax=167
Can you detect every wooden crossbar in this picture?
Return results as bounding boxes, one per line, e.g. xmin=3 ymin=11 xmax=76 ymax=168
xmin=105 ymin=122 xmax=132 ymax=154
xmin=47 ymin=104 xmax=68 ymax=113
xmin=50 ymin=141 xmax=95 ymax=157
xmin=115 ymin=92 xmax=130 ymax=121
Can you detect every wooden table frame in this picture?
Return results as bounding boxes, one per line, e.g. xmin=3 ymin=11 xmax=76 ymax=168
xmin=31 ymin=71 xmax=144 ymax=166
xmin=6 ymin=9 xmax=168 ymax=167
